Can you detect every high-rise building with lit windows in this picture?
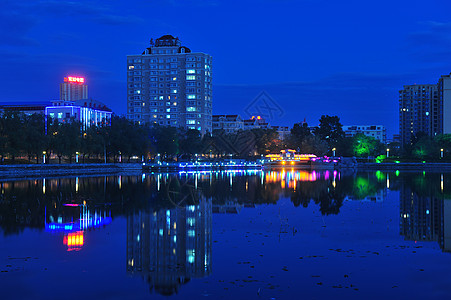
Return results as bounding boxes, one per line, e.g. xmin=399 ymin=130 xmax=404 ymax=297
xmin=438 ymin=73 xmax=451 ymax=134
xmin=399 ymin=84 xmax=439 ymax=146
xmin=126 ymin=35 xmax=213 ymax=134
xmin=60 ymin=76 xmax=88 ymax=101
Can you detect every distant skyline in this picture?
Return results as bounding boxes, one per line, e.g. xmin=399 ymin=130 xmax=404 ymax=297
xmin=1 ymin=0 xmax=451 ymax=137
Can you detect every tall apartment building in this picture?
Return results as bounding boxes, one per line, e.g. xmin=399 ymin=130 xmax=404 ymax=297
xmin=439 ymin=74 xmax=451 ymax=134
xmin=127 ymin=35 xmax=213 ymax=134
xmin=399 ymin=84 xmax=439 ymax=146
xmin=60 ymin=76 xmax=88 ymax=101
xmin=343 ymin=125 xmax=386 ymax=144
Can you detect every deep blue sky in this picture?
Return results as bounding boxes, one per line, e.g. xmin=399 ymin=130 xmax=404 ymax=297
xmin=1 ymin=0 xmax=451 ymax=137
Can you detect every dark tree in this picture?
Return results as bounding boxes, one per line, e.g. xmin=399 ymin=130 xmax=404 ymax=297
xmin=314 ymin=115 xmax=345 ymax=149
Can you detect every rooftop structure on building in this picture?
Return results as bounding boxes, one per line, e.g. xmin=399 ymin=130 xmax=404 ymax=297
xmin=127 ymin=35 xmax=213 ymax=134
xmin=343 ymin=125 xmax=387 ymax=144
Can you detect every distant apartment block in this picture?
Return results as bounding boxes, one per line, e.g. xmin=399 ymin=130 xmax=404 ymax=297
xmin=343 ymin=125 xmax=386 ymax=144
xmin=127 ymin=35 xmax=213 ymax=134
xmin=399 ymin=83 xmax=440 ymax=146
xmin=439 ymin=74 xmax=451 ymax=134
xmin=60 ymin=76 xmax=88 ymax=101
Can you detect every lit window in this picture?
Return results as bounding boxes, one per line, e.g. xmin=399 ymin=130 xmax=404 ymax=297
xmin=187 ymin=120 xmax=195 ymax=125
xmin=171 ymin=89 xmax=177 ymax=94
xmin=128 ymin=65 xmax=134 ymax=70
xmin=186 ymin=69 xmax=196 ymax=74
xmin=186 ymin=75 xmax=196 ymax=80
xmin=187 ymin=95 xmax=196 ymax=99
xmin=187 ymin=107 xmax=196 ymax=112
xmin=57 ymin=112 xmax=63 ymax=119
xmin=49 ymin=113 xmax=55 ymax=118
xmin=166 ymin=115 xmax=171 ymax=119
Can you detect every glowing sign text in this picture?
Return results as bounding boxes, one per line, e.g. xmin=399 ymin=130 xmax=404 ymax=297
xmin=64 ymin=76 xmax=85 ymax=83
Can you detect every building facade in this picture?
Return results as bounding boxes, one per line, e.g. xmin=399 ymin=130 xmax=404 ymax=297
xmin=243 ymin=116 xmax=270 ymax=130
xmin=60 ymin=76 xmax=88 ymax=101
xmin=45 ymin=100 xmax=112 ymax=130
xmin=271 ymin=125 xmax=290 ymax=140
xmin=399 ymin=84 xmax=439 ymax=146
xmin=438 ymin=74 xmax=451 ymax=134
xmin=212 ymin=115 xmax=244 ymax=133
xmin=0 ymin=102 xmax=50 ymax=115
xmin=127 ymin=35 xmax=213 ymax=134
xmin=343 ymin=125 xmax=387 ymax=144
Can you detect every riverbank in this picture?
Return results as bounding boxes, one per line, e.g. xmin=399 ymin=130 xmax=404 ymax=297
xmin=0 ymin=163 xmax=142 ymax=179
xmin=358 ymin=162 xmax=451 ymax=171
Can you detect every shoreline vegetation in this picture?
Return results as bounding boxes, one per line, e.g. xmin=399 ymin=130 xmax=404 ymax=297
xmin=1 ymin=112 xmax=450 ymax=165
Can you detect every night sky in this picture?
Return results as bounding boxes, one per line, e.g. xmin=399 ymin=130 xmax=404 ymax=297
xmin=1 ymin=0 xmax=451 ymax=137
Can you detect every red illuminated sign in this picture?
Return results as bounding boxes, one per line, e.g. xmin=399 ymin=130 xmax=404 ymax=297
xmin=64 ymin=76 xmax=85 ymax=84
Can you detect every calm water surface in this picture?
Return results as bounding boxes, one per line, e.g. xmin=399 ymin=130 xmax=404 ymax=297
xmin=1 ymin=170 xmax=451 ymax=299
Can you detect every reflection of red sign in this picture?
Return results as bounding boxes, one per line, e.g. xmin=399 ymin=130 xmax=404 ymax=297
xmin=63 ymin=231 xmax=84 ymax=251
xmin=64 ymin=76 xmax=85 ymax=83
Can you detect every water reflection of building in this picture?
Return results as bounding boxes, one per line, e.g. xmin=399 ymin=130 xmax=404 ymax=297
xmin=398 ymin=184 xmax=451 ymax=252
xmin=213 ymin=201 xmax=243 ymax=214
xmin=127 ymin=198 xmax=212 ymax=295
xmin=45 ymin=203 xmax=112 ymax=251
xmin=345 ymin=189 xmax=387 ymax=202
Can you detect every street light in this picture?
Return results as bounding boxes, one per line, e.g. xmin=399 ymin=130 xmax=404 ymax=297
xmin=76 ymin=152 xmax=79 ymax=163
xmin=386 ymin=148 xmax=390 ymax=158
xmin=332 ymin=148 xmax=336 ymax=157
xmin=441 ymin=148 xmax=444 ymax=159
xmin=43 ymin=151 xmax=46 ymax=164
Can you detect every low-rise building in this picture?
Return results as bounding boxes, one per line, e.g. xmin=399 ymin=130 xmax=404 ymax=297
xmin=45 ymin=100 xmax=112 ymax=130
xmin=0 ymin=102 xmax=50 ymax=115
xmin=343 ymin=125 xmax=386 ymax=144
xmin=212 ymin=115 xmax=244 ymax=133
xmin=271 ymin=125 xmax=290 ymax=140
xmin=243 ymin=116 xmax=270 ymax=130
